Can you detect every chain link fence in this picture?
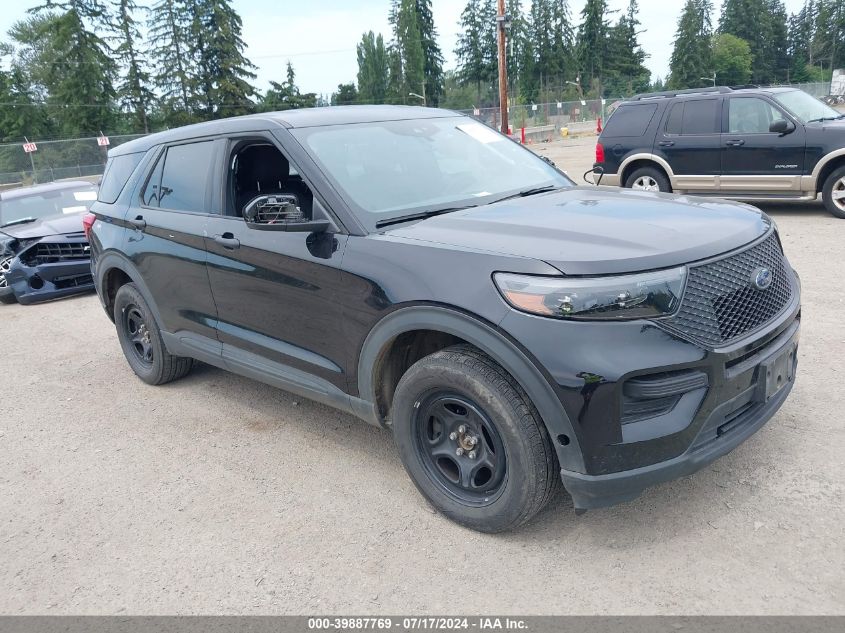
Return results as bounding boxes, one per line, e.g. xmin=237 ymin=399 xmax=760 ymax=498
xmin=0 ymin=134 xmax=146 ymax=189
xmin=0 ymin=82 xmax=837 ymax=189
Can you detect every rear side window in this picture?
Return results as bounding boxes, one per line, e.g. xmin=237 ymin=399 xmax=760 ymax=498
xmin=602 ymin=104 xmax=658 ymax=137
xmin=98 ymin=152 xmax=143 ymax=204
xmin=664 ymin=99 xmax=720 ymax=135
xmin=143 ymin=141 xmax=214 ymax=212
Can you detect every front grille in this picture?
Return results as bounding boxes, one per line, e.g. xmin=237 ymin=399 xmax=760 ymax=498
xmin=662 ymin=232 xmax=793 ymax=347
xmin=27 ymin=241 xmax=90 ymax=264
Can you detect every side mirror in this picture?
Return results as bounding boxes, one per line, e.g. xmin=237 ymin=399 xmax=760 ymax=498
xmin=243 ymin=195 xmax=330 ymax=233
xmin=769 ymin=119 xmax=794 ymax=135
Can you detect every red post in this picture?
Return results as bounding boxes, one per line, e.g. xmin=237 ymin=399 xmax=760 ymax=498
xmin=596 ymin=117 xmax=603 ymax=134
xmin=521 ymin=127 xmax=526 ymax=144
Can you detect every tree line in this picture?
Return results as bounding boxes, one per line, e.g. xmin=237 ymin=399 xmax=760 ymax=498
xmin=2 ymin=0 xmax=845 ymax=149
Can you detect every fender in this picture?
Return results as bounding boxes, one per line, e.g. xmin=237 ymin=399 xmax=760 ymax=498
xmin=357 ymin=305 xmax=586 ymax=473
xmin=619 ymin=152 xmax=676 ymax=184
xmin=94 ymin=250 xmax=166 ymax=330
xmin=807 ymin=147 xmax=845 ymax=191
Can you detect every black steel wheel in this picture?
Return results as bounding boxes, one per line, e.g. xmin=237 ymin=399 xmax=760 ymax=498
xmin=392 ymin=344 xmax=560 ymax=533
xmin=113 ymin=283 xmax=194 ymax=385
xmin=413 ymin=393 xmax=507 ymax=506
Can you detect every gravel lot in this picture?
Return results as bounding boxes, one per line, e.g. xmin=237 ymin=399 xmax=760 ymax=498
xmin=1 ymin=138 xmax=843 ymax=615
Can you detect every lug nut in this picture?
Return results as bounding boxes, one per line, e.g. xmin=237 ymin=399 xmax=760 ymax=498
xmin=456 ymin=447 xmax=465 ymax=456
xmin=458 ymin=425 xmax=466 ymax=434
xmin=468 ymin=450 xmax=477 ymax=460
xmin=469 ymin=436 xmax=478 ymax=446
xmin=449 ymin=431 xmax=458 ymax=441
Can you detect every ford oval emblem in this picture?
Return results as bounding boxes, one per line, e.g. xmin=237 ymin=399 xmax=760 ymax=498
xmin=752 ymin=267 xmax=772 ymax=291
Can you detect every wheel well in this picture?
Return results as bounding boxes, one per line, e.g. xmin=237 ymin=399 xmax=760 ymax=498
xmin=816 ymin=157 xmax=845 ymax=194
xmin=372 ymin=329 xmax=470 ymax=422
xmin=102 ymin=267 xmax=132 ymax=321
xmin=621 ymin=159 xmax=669 ymax=187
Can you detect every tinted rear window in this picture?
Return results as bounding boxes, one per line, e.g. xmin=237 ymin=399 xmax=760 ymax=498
xmin=602 ymin=104 xmax=658 ymax=137
xmin=682 ymin=99 xmax=719 ymax=134
xmin=98 ymin=152 xmax=144 ymax=203
xmin=157 ymin=141 xmax=214 ymax=213
xmin=665 ymin=99 xmax=720 ymax=135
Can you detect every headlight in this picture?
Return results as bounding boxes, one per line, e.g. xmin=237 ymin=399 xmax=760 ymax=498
xmin=493 ymin=268 xmax=687 ymax=320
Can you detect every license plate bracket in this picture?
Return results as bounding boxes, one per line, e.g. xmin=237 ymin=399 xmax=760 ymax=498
xmin=760 ymin=343 xmax=796 ymax=401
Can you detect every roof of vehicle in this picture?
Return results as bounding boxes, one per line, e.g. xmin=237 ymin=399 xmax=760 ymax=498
xmin=0 ymin=180 xmax=97 ymax=201
xmin=624 ymin=85 xmax=800 ymax=103
xmin=110 ymin=105 xmax=462 ymax=157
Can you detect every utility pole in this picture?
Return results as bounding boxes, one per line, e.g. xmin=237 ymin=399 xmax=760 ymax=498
xmin=496 ymin=0 xmax=509 ymax=135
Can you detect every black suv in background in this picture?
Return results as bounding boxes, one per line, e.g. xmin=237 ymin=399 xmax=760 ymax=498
xmin=595 ymin=86 xmax=845 ymax=218
xmin=89 ymin=106 xmax=800 ymax=532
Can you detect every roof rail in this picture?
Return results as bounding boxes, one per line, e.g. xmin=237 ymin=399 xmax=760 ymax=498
xmin=629 ymin=86 xmax=734 ymax=101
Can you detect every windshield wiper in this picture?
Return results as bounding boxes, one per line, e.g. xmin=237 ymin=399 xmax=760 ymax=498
xmin=490 ymin=184 xmax=563 ymax=204
xmin=0 ymin=217 xmax=37 ymax=228
xmin=807 ymin=115 xmax=845 ymax=123
xmin=375 ymin=205 xmax=476 ymax=229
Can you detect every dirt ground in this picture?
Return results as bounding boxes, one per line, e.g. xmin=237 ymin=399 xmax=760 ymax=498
xmin=1 ymin=138 xmax=843 ymax=615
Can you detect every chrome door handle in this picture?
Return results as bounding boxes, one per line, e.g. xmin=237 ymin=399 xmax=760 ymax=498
xmin=213 ymin=234 xmax=240 ymax=249
xmin=726 ymin=139 xmax=746 ymax=147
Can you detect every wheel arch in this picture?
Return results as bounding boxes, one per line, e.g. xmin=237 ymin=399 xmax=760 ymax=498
xmin=95 ymin=252 xmax=165 ymax=330
xmin=357 ymin=305 xmax=586 ymax=473
xmin=814 ymin=151 xmax=845 ymax=194
xmin=619 ymin=154 xmax=674 ymax=188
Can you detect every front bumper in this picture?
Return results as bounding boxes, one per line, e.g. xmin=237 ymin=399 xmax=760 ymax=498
xmin=561 ymin=319 xmax=799 ymax=509
xmin=3 ymin=235 xmax=94 ymax=304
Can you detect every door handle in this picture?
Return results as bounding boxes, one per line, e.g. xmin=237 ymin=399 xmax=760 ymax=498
xmin=658 ymin=140 xmax=675 ymax=147
xmin=128 ymin=216 xmax=146 ymax=230
xmin=726 ymin=139 xmax=746 ymax=147
xmin=213 ymin=233 xmax=240 ymax=249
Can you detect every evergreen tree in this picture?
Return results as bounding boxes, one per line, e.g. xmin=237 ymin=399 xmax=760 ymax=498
xmin=604 ymin=0 xmax=650 ymax=95
xmin=188 ymin=0 xmax=257 ymax=119
xmin=27 ymin=1 xmax=117 ymax=136
xmin=357 ymin=31 xmax=390 ymax=104
xmin=668 ymin=0 xmax=714 ymax=89
xmin=720 ymin=0 xmax=789 ymax=84
xmin=455 ymin=0 xmax=486 ymax=99
xmin=576 ymin=0 xmax=610 ymax=87
xmin=260 ymin=62 xmax=317 ymax=111
xmin=110 ymin=0 xmax=154 ymax=133
xmin=415 ymin=0 xmax=445 ymax=106
xmin=148 ymin=0 xmax=194 ymax=124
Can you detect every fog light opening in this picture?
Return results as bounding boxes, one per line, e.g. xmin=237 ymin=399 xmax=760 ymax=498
xmin=29 ymin=275 xmax=44 ymax=290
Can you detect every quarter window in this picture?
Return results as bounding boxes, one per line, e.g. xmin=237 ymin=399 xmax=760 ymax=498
xmin=728 ymin=98 xmax=787 ymax=134
xmin=98 ymin=152 xmax=143 ymax=204
xmin=602 ymin=104 xmax=658 ymax=137
xmin=142 ymin=141 xmax=214 ymax=212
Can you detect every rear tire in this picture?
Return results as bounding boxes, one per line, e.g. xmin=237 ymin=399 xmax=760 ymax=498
xmin=625 ymin=166 xmax=671 ymax=193
xmin=391 ymin=344 xmax=560 ymax=533
xmin=113 ymin=283 xmax=194 ymax=385
xmin=821 ymin=165 xmax=845 ymax=219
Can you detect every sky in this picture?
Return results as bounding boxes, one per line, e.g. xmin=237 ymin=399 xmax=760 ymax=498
xmin=0 ymin=0 xmax=811 ymax=97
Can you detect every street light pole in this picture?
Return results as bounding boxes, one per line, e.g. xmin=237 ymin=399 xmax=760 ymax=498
xmin=496 ymin=0 xmax=509 ymax=135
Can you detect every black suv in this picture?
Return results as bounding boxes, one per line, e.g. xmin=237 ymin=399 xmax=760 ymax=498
xmin=89 ymin=106 xmax=800 ymax=532
xmin=596 ymin=86 xmax=845 ymax=218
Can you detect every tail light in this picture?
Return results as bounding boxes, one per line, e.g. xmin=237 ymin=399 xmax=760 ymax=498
xmin=82 ymin=212 xmax=96 ymax=240
xmin=595 ymin=142 xmax=605 ymax=164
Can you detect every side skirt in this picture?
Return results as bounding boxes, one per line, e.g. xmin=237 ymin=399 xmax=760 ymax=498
xmin=160 ymin=330 xmax=381 ymax=428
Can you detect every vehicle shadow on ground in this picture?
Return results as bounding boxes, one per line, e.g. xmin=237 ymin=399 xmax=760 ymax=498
xmin=167 ymin=361 xmax=771 ymax=544
xmin=754 ymin=201 xmax=829 ymax=218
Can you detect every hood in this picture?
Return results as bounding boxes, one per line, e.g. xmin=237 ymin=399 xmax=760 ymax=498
xmin=385 ymin=187 xmax=770 ymax=275
xmin=0 ymin=211 xmax=86 ymax=240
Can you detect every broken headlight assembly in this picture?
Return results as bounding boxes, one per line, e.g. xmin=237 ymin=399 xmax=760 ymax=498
xmin=493 ymin=267 xmax=687 ymax=321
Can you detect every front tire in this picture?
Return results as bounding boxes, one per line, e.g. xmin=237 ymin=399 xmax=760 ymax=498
xmin=113 ymin=283 xmax=194 ymax=385
xmin=391 ymin=345 xmax=559 ymax=533
xmin=0 ymin=257 xmax=16 ymax=304
xmin=625 ymin=166 xmax=671 ymax=193
xmin=821 ymin=165 xmax=845 ymax=219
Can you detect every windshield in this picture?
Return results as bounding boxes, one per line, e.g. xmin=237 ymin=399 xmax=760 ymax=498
xmin=293 ymin=117 xmax=573 ymax=228
xmin=0 ymin=185 xmax=98 ymax=227
xmin=772 ymin=90 xmax=842 ymax=123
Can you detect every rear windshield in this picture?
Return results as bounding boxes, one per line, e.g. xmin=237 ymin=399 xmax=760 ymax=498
xmin=0 ymin=185 xmax=98 ymax=227
xmin=602 ymin=104 xmax=658 ymax=137
xmin=98 ymin=152 xmax=144 ymax=204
